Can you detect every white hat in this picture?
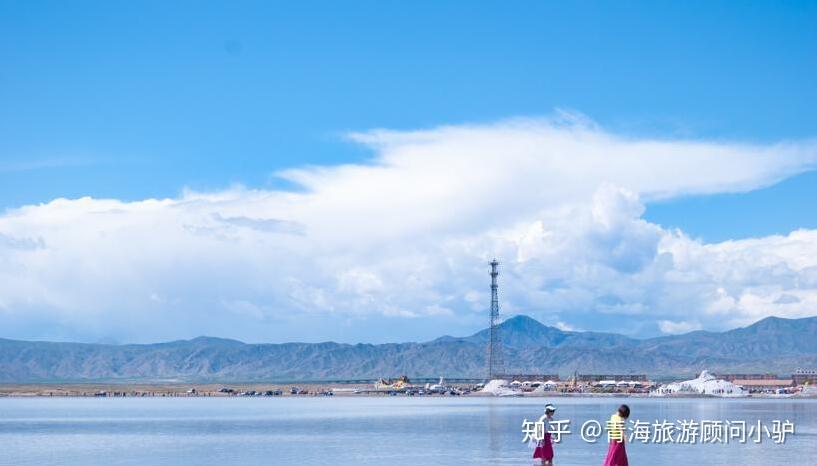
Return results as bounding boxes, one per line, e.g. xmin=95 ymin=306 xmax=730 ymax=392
xmin=544 ymin=403 xmax=556 ymax=412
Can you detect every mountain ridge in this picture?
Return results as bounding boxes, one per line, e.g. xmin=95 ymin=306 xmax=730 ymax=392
xmin=0 ymin=314 xmax=814 ymax=382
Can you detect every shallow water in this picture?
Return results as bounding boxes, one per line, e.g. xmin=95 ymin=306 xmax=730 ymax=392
xmin=0 ymin=396 xmax=814 ymax=465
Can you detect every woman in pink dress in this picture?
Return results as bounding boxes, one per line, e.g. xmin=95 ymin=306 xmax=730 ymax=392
xmin=533 ymin=403 xmax=556 ymax=465
xmin=603 ymin=404 xmax=630 ymax=466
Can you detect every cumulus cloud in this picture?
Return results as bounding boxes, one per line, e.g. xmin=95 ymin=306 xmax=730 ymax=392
xmin=0 ymin=115 xmax=816 ymax=342
xmin=0 ymin=233 xmax=45 ymax=251
xmin=211 ymin=213 xmax=305 ymax=235
xmin=657 ymin=320 xmax=702 ymax=335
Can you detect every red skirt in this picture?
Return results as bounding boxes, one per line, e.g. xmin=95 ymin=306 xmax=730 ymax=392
xmin=533 ymin=432 xmax=554 ymax=460
xmin=602 ymin=440 xmax=628 ymax=466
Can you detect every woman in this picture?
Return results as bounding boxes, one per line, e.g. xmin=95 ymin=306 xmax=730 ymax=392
xmin=602 ymin=404 xmax=630 ymax=466
xmin=533 ymin=403 xmax=556 ymax=465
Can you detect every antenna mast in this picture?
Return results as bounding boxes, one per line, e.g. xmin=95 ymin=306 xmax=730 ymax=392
xmin=487 ymin=259 xmax=505 ymax=379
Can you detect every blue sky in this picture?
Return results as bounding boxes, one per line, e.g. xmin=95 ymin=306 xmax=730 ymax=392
xmin=1 ymin=1 xmax=816 ymax=343
xmin=3 ymin=0 xmax=816 ymax=236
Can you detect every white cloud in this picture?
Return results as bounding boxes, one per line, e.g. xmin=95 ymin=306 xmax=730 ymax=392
xmin=0 ymin=114 xmax=816 ymax=342
xmin=657 ymin=320 xmax=702 ymax=335
xmin=554 ymin=321 xmax=576 ymax=332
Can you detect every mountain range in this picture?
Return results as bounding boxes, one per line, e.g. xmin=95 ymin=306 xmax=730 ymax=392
xmin=1 ymin=315 xmax=815 ymax=382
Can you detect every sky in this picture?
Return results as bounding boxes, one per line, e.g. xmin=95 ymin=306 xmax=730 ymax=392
xmin=1 ymin=1 xmax=816 ymax=344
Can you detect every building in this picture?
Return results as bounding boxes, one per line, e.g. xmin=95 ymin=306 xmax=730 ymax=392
xmin=793 ymin=369 xmax=817 ymax=385
xmin=732 ymin=379 xmax=793 ymax=392
xmin=505 ymin=374 xmax=560 ymax=382
xmin=716 ymin=373 xmax=779 ymax=382
xmin=578 ymin=374 xmax=647 ymax=383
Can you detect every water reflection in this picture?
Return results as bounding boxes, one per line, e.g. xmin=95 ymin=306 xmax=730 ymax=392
xmin=0 ymin=397 xmax=814 ymax=466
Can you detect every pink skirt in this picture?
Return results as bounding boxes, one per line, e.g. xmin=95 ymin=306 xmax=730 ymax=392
xmin=602 ymin=440 xmax=628 ymax=466
xmin=533 ymin=432 xmax=554 ymax=460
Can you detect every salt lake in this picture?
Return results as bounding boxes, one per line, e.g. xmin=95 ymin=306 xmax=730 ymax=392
xmin=1 ymin=396 xmax=815 ymax=465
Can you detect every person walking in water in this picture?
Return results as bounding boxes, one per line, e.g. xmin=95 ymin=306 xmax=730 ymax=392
xmin=533 ymin=403 xmax=556 ymax=465
xmin=603 ymin=404 xmax=630 ymax=466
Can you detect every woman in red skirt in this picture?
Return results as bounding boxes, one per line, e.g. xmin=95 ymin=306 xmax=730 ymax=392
xmin=533 ymin=403 xmax=556 ymax=465
xmin=603 ymin=404 xmax=630 ymax=466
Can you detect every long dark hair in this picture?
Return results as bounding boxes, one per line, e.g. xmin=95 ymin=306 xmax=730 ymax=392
xmin=618 ymin=404 xmax=630 ymax=419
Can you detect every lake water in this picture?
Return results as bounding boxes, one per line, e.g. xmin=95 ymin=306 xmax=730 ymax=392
xmin=1 ymin=397 xmax=815 ymax=465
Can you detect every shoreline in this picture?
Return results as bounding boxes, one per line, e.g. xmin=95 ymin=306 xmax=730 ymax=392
xmin=0 ymin=383 xmax=813 ymax=399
